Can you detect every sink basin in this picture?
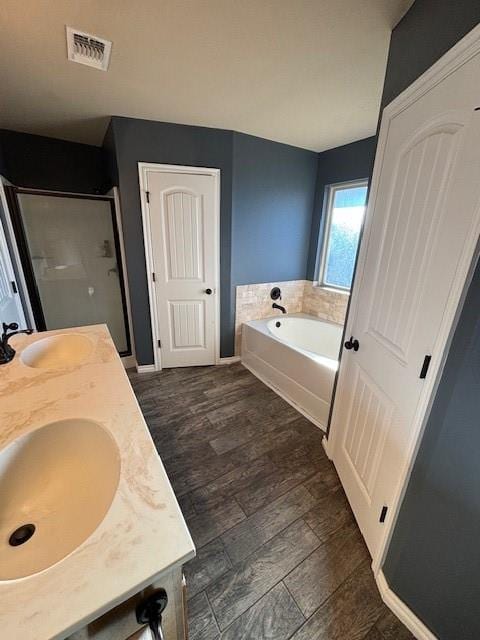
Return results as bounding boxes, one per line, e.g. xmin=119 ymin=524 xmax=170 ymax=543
xmin=20 ymin=333 xmax=94 ymax=369
xmin=0 ymin=419 xmax=120 ymax=580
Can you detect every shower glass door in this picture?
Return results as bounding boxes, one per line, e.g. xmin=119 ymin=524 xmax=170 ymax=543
xmin=10 ymin=190 xmax=130 ymax=355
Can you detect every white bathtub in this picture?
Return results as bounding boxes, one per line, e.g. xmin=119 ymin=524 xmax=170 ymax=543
xmin=241 ymin=313 xmax=343 ymax=430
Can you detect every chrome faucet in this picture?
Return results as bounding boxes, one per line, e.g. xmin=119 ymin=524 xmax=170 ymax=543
xmin=0 ymin=322 xmax=33 ymax=365
xmin=272 ymin=302 xmax=287 ymax=314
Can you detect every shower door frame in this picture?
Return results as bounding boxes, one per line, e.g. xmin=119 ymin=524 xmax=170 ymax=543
xmin=5 ymin=187 xmax=132 ymax=357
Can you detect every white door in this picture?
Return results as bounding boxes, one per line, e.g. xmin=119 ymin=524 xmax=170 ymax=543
xmin=145 ymin=168 xmax=219 ymax=368
xmin=329 ymin=49 xmax=480 ymax=559
xmin=0 ymin=216 xmax=25 ymax=329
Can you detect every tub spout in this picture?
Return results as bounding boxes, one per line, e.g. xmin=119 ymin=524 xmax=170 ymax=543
xmin=272 ymin=302 xmax=287 ymax=314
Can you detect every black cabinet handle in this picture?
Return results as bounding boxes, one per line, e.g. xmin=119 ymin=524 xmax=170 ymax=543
xmin=205 ymin=288 xmax=212 ymax=295
xmin=344 ymin=336 xmax=359 ymax=352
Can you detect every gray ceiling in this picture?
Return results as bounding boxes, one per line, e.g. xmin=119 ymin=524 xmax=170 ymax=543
xmin=0 ymin=0 xmax=413 ymax=150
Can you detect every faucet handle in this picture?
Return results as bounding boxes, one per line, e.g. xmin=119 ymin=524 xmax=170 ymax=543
xmin=270 ymin=287 xmax=282 ymax=301
xmin=2 ymin=322 xmax=33 ymax=339
xmin=3 ymin=322 xmax=18 ymax=333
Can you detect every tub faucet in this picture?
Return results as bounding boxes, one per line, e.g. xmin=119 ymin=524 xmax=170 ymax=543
xmin=272 ymin=302 xmax=287 ymax=314
xmin=0 ymin=322 xmax=33 ymax=365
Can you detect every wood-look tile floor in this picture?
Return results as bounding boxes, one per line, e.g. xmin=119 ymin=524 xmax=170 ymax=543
xmin=128 ymin=363 xmax=413 ymax=640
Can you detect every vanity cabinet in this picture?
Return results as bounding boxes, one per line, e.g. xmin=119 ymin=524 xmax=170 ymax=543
xmin=68 ymin=567 xmax=187 ymax=640
xmin=0 ymin=326 xmax=195 ymax=640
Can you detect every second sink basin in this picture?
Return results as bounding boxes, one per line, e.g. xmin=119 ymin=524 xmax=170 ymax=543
xmin=0 ymin=419 xmax=121 ymax=580
xmin=20 ymin=333 xmax=94 ymax=369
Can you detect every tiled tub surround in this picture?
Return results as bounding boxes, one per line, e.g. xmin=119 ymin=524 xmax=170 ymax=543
xmin=235 ymin=280 xmax=305 ymax=354
xmin=0 ymin=325 xmax=194 ymax=640
xmin=302 ymin=281 xmax=349 ymax=325
xmin=235 ymin=280 xmax=348 ymax=354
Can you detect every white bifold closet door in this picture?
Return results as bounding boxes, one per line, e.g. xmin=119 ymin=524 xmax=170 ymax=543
xmin=329 ymin=47 xmax=480 ymax=559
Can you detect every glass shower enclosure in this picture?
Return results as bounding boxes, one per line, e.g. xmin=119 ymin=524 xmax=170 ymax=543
xmin=7 ymin=189 xmax=131 ymax=355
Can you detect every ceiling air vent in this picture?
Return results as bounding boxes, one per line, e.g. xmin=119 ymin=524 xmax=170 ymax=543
xmin=66 ymin=27 xmax=112 ymax=71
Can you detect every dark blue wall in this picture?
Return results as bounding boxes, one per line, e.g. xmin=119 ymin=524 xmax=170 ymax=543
xmin=0 ymin=125 xmax=374 ymax=367
xmin=381 ymin=0 xmax=480 ymax=109
xmin=0 ymin=138 xmax=6 ymax=177
xmin=380 ymin=2 xmax=480 ymax=637
xmin=384 ymin=256 xmax=480 ymax=639
xmin=106 ymin=117 xmax=234 ymax=364
xmin=106 ymin=118 xmax=320 ymax=365
xmin=0 ymin=118 xmax=361 ymax=365
xmin=232 ymin=132 xmax=317 ymax=286
xmin=102 ymin=122 xmax=119 ymax=188
xmin=306 ymin=137 xmax=376 ymax=279
xmin=0 ymin=129 xmax=108 ymax=194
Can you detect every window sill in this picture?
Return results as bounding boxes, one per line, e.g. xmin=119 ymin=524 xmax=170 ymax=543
xmin=313 ymin=284 xmax=350 ymax=296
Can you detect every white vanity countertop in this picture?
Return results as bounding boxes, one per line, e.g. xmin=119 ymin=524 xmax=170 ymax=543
xmin=0 ymin=325 xmax=195 ymax=640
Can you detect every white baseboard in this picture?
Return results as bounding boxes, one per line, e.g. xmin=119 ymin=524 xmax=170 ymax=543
xmin=242 ymin=359 xmax=326 ymax=432
xmin=376 ymin=571 xmax=437 ymax=640
xmin=322 ymin=435 xmax=333 ymax=459
xmin=136 ymin=364 xmax=157 ymax=373
xmin=217 ymin=356 xmax=241 ymax=364
xmin=136 ymin=357 xmax=239 ymax=372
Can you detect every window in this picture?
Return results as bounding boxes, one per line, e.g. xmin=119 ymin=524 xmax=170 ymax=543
xmin=318 ymin=180 xmax=368 ymax=291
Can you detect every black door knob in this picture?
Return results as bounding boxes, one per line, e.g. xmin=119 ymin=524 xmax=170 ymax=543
xmin=344 ymin=336 xmax=359 ymax=352
xmin=205 ymin=288 xmax=212 ymax=295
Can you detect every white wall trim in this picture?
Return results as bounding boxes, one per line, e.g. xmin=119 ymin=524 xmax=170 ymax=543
xmin=218 ymin=355 xmax=241 ymax=364
xmin=327 ymin=22 xmax=480 ymax=576
xmin=136 ymin=363 xmax=157 ymax=374
xmin=138 ymin=162 xmax=221 ymax=372
xmin=376 ymin=571 xmax=438 ymax=640
xmin=383 ymin=22 xmax=480 ymax=122
xmin=321 ymin=435 xmax=333 ymax=459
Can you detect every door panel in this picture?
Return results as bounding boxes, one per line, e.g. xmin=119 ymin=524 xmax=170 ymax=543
xmin=329 ymin=50 xmax=480 ymax=558
xmin=369 ymin=123 xmax=463 ymax=364
xmin=147 ymin=170 xmax=217 ymax=368
xmin=342 ymin=364 xmax=393 ymax=503
xmin=169 ymin=300 xmax=205 ymax=350
xmin=164 ymin=191 xmax=203 ymax=281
